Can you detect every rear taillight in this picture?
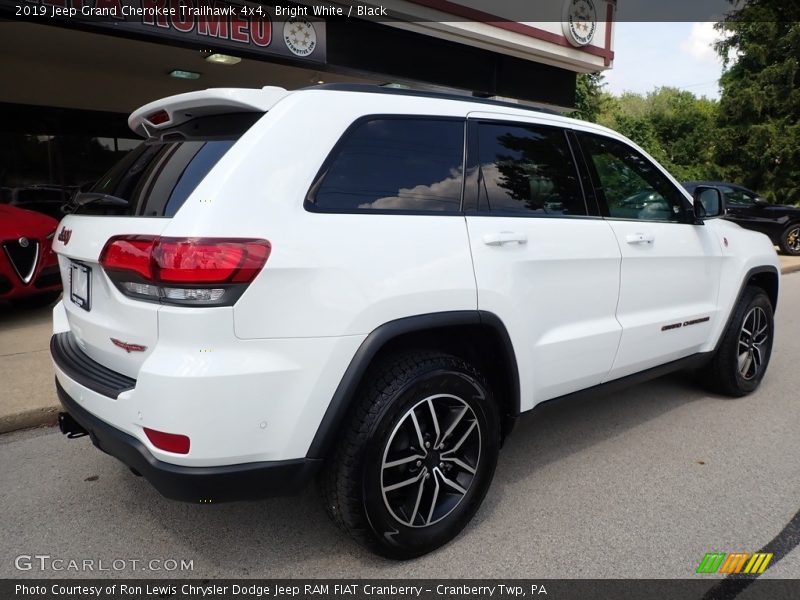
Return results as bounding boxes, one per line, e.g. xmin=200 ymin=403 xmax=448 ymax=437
xmin=100 ymin=235 xmax=156 ymax=280
xmin=99 ymin=236 xmax=270 ymax=306
xmin=153 ymin=238 xmax=268 ymax=283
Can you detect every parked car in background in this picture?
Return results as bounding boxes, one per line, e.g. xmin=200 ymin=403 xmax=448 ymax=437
xmin=0 ymin=204 xmax=62 ymax=307
xmin=1 ymin=184 xmax=78 ymax=220
xmin=683 ymin=181 xmax=800 ymax=255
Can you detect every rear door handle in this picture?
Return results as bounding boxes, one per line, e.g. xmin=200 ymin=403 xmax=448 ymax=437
xmin=625 ymin=233 xmax=655 ymax=245
xmin=482 ymin=232 xmax=527 ymax=246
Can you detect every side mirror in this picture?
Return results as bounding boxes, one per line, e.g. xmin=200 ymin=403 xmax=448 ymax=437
xmin=693 ymin=186 xmax=725 ymax=221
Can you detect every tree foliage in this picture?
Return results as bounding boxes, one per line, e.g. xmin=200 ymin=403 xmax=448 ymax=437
xmin=572 ymin=75 xmax=720 ymax=182
xmin=572 ymin=72 xmax=609 ymax=122
xmin=573 ymin=2 xmax=800 ymax=209
xmin=714 ymin=2 xmax=800 ymax=202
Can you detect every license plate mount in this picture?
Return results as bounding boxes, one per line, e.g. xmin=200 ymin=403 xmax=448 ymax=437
xmin=69 ymin=261 xmax=91 ymax=311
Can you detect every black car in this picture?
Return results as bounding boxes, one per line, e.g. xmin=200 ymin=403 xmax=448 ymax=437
xmin=683 ymin=181 xmax=800 ymax=255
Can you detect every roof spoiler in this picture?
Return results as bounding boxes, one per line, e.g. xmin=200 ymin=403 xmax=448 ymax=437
xmin=128 ymin=86 xmax=290 ymax=137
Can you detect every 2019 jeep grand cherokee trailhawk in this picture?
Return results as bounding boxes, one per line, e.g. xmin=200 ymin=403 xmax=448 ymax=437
xmin=50 ymin=85 xmax=780 ymax=559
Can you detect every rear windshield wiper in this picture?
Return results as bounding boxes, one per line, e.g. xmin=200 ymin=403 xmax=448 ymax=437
xmin=69 ymin=192 xmax=129 ymax=213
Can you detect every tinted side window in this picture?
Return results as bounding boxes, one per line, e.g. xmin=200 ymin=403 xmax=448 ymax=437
xmin=722 ymin=186 xmax=756 ymax=206
xmin=310 ymin=118 xmax=464 ymax=212
xmin=579 ymin=133 xmax=686 ymax=222
xmin=476 ymin=122 xmax=586 ymax=216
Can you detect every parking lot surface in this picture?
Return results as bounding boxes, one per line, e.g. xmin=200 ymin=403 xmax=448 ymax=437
xmin=1 ymin=275 xmax=799 ymax=579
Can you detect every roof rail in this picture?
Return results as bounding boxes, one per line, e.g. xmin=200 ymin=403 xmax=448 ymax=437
xmin=303 ymin=83 xmax=562 ymax=115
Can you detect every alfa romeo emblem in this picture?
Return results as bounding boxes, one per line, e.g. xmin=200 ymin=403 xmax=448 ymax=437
xmin=562 ymin=0 xmax=597 ymax=47
xmin=18 ymin=237 xmax=29 ymax=248
xmin=283 ymin=18 xmax=317 ymax=57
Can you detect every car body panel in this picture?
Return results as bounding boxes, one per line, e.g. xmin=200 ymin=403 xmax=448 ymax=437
xmin=602 ymin=220 xmax=723 ymax=380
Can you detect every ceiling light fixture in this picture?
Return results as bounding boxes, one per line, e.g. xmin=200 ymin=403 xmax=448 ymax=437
xmin=169 ymin=69 xmax=201 ymax=80
xmin=204 ymin=53 xmax=242 ymax=65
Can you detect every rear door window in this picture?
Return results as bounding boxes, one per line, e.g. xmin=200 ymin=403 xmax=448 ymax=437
xmin=474 ymin=121 xmax=588 ymax=216
xmin=307 ymin=117 xmax=465 ymax=213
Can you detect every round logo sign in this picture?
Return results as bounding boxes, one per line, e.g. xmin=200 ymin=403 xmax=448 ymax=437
xmin=283 ymin=18 xmax=317 ymax=57
xmin=562 ymin=0 xmax=597 ymax=47
xmin=18 ymin=237 xmax=29 ymax=248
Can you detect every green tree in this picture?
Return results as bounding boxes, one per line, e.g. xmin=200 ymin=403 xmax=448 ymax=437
xmin=571 ymin=72 xmax=611 ymax=122
xmin=644 ymin=88 xmax=719 ymax=181
xmin=583 ymin=88 xmax=719 ymax=181
xmin=715 ymin=2 xmax=800 ymax=203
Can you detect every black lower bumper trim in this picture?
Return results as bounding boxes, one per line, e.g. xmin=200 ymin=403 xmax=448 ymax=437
xmin=56 ymin=380 xmax=320 ymax=503
xmin=51 ymin=332 xmax=135 ymax=399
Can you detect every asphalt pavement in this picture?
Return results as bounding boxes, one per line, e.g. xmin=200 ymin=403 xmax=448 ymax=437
xmin=1 ymin=275 xmax=800 ymax=579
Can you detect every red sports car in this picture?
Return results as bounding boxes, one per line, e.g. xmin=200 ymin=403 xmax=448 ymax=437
xmin=0 ymin=204 xmax=62 ymax=307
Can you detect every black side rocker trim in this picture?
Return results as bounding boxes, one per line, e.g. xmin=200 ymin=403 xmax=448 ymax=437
xmin=56 ymin=380 xmax=321 ymax=502
xmin=529 ymin=352 xmax=713 ymax=413
xmin=305 ymin=310 xmax=520 ymax=459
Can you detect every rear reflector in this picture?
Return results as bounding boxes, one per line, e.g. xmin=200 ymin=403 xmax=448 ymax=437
xmin=100 ymin=236 xmax=270 ymax=306
xmin=144 ymin=427 xmax=190 ymax=454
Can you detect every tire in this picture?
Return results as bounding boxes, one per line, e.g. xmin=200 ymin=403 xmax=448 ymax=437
xmin=701 ymin=286 xmax=774 ymax=397
xmin=321 ymin=350 xmax=500 ymax=559
xmin=779 ymin=224 xmax=800 ymax=255
xmin=10 ymin=290 xmax=62 ymax=309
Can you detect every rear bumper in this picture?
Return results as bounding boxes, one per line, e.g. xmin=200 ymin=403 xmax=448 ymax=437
xmin=51 ymin=332 xmax=135 ymax=398
xmin=56 ymin=380 xmax=321 ymax=502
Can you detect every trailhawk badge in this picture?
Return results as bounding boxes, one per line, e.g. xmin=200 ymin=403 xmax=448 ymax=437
xmin=562 ymin=0 xmax=597 ymax=47
xmin=111 ymin=338 xmax=147 ymax=353
xmin=283 ymin=18 xmax=317 ymax=57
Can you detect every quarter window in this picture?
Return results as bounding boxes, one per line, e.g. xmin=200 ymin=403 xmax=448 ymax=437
xmin=310 ymin=118 xmax=464 ymax=212
xmin=476 ymin=122 xmax=587 ymax=216
xmin=579 ymin=133 xmax=686 ymax=222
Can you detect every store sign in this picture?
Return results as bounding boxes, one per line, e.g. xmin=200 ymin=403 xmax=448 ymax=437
xmin=18 ymin=0 xmax=326 ymax=63
xmin=561 ymin=0 xmax=598 ymax=47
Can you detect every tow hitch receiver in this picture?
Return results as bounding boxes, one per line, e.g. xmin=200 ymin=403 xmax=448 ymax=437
xmin=58 ymin=412 xmax=88 ymax=439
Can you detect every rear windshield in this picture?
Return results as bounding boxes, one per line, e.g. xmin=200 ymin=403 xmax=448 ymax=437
xmin=72 ymin=113 xmax=260 ymax=216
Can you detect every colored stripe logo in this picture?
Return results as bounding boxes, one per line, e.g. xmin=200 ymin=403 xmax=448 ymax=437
xmin=696 ymin=552 xmax=773 ymax=574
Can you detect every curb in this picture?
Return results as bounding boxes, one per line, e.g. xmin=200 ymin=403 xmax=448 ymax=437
xmin=0 ymin=406 xmax=59 ymax=435
xmin=781 ymin=263 xmax=800 ymax=275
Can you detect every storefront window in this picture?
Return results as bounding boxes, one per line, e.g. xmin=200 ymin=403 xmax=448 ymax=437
xmin=0 ymin=131 xmax=138 ymax=218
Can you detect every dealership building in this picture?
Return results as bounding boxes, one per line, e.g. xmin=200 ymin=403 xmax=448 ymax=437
xmin=0 ymin=0 xmax=615 ymax=199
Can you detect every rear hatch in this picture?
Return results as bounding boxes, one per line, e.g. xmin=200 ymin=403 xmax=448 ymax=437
xmin=54 ymin=215 xmax=166 ymax=378
xmin=53 ymin=92 xmax=279 ymax=379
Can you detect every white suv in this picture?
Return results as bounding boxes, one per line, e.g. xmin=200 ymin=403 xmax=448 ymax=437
xmin=51 ymin=84 xmax=780 ymax=558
